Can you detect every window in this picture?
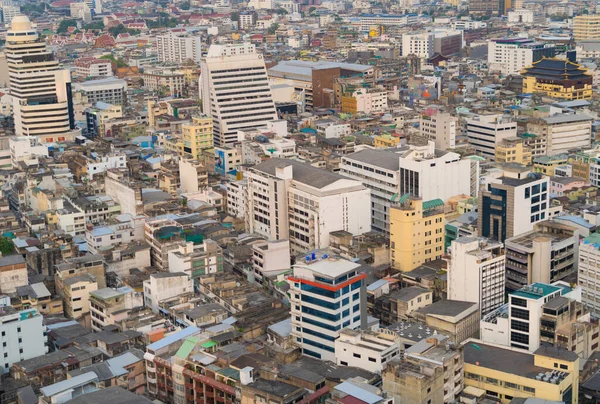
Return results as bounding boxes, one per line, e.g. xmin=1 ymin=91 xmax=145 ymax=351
xmin=523 ymin=386 xmax=535 ymax=393
xmin=368 ymin=357 xmax=376 ymax=362
xmin=353 ymin=353 xmax=361 ymax=358
xmin=340 ymin=361 xmax=348 ymax=366
xmin=560 ymin=364 xmax=568 ymax=370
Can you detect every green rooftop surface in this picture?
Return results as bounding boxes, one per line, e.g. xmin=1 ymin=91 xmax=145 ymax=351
xmin=201 ymin=340 xmax=217 ymax=349
xmin=175 ymin=336 xmax=200 ymax=359
xmin=511 ymin=282 xmax=561 ymax=300
xmin=423 ymin=199 xmax=444 ymax=210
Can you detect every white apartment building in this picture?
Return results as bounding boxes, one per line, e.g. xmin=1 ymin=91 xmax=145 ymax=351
xmin=535 ymin=114 xmax=593 ymax=156
xmin=248 ymin=0 xmax=272 ymax=9
xmin=334 ymin=328 xmax=400 ymax=374
xmin=245 ymin=158 xmax=371 ymax=253
xmin=466 ymin=114 xmax=517 ymax=160
xmin=9 ymin=136 xmax=48 ymax=168
xmin=448 ymin=237 xmax=506 ymax=318
xmin=481 ymin=282 xmax=579 ymax=352
xmin=156 ymin=32 xmax=202 ymax=64
xmin=507 ymin=9 xmax=534 ymax=24
xmin=419 ymin=111 xmax=457 ymax=150
xmin=251 ymin=239 xmax=291 ymax=283
xmin=0 ymin=297 xmax=47 ymax=374
xmin=73 ymin=58 xmax=112 ymax=78
xmin=288 ymin=256 xmax=367 ymax=362
xmin=143 ymin=272 xmax=193 ymax=313
xmin=398 ymin=140 xmax=474 ymax=200
xmin=1 ymin=5 xmax=20 ymax=24
xmin=201 ymin=43 xmax=278 ymax=146
xmin=167 ymin=240 xmax=223 ymax=278
xmin=87 ymin=152 xmax=127 ymax=179
xmin=402 ymin=32 xmax=434 ymax=58
xmin=488 ymin=38 xmax=555 ymax=75
xmin=142 ymin=67 xmax=185 ymax=96
xmin=226 ymin=179 xmax=247 ymax=218
xmin=85 ymin=216 xmax=146 ymax=253
xmin=340 ymin=142 xmax=474 ymax=234
xmin=74 ymin=77 xmax=127 ymax=105
xmin=358 ymin=14 xmax=418 ymax=32
xmin=352 ymin=89 xmax=388 ymax=114
xmin=579 ymin=234 xmax=600 ymax=316
xmin=6 ymin=16 xmax=78 ymax=142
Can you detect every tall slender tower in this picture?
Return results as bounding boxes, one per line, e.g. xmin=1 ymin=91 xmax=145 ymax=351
xmin=6 ymin=15 xmax=77 ymax=142
xmin=200 ymin=43 xmax=277 ymax=147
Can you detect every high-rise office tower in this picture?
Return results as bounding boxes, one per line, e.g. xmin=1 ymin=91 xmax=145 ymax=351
xmin=6 ymin=15 xmax=77 ymax=143
xmin=200 ymin=43 xmax=277 ymax=147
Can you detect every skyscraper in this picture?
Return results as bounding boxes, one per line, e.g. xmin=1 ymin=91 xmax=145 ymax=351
xmin=6 ymin=15 xmax=77 ymax=142
xmin=200 ymin=43 xmax=277 ymax=147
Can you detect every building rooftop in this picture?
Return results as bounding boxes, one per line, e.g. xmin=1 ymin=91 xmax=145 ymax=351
xmin=246 ymin=379 xmax=301 ymax=398
xmin=252 ymin=158 xmax=360 ymax=190
xmin=147 ymin=326 xmax=201 ymax=352
xmin=389 ymin=286 xmax=430 ymax=302
xmin=40 ymin=371 xmax=98 ymax=398
xmin=505 ymin=222 xmax=576 ymax=250
xmin=62 ymin=386 xmax=154 ymax=404
xmin=344 ymin=149 xmax=400 ymax=171
xmin=416 ymin=300 xmax=478 ymax=318
xmin=0 ymin=254 xmax=25 ymax=266
xmin=511 ymin=283 xmax=562 ymax=300
xmin=294 ymin=256 xmax=361 ymax=278
xmin=543 ymin=114 xmax=593 ymax=125
xmin=464 ymin=341 xmax=570 ymax=381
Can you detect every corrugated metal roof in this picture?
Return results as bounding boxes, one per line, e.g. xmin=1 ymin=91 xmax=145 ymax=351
xmin=423 ymin=198 xmax=444 ymax=210
xmin=147 ymin=326 xmax=201 ymax=352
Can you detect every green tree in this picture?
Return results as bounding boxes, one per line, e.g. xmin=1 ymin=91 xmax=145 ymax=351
xmin=0 ymin=237 xmax=13 ymax=255
xmin=83 ymin=20 xmax=105 ymax=30
xmin=267 ymin=23 xmax=279 ymax=34
xmin=57 ymin=19 xmax=78 ymax=33
xmin=230 ymin=11 xmax=239 ymax=21
xmin=99 ymin=54 xmax=128 ymax=68
xmin=180 ymin=2 xmax=190 ymax=10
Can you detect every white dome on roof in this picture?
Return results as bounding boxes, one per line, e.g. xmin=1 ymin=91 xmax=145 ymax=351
xmin=10 ymin=15 xmax=32 ymax=31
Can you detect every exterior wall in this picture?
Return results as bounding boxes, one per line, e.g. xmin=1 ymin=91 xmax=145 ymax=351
xmin=419 ymin=112 xmax=456 ymax=150
xmin=390 ymin=199 xmax=444 ymax=272
xmin=466 ymin=115 xmax=517 ymax=160
xmin=288 ymin=258 xmax=366 ymax=362
xmin=0 ymin=307 xmax=47 ymax=374
xmin=105 ymin=174 xmax=143 ymax=216
xmin=143 ymin=274 xmax=194 ymax=313
xmin=0 ymin=260 xmax=28 ymax=294
xmin=334 ymin=330 xmax=400 ymax=374
xmin=64 ymin=279 xmax=98 ymax=319
xmin=201 ymin=44 xmax=278 ymax=146
xmin=448 ymin=239 xmax=506 ymax=317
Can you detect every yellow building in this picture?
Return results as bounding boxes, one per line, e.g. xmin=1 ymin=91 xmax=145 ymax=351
xmin=341 ymin=95 xmax=357 ymax=114
xmin=495 ymin=137 xmax=532 ymax=165
xmin=532 ymin=154 xmax=569 ymax=176
xmin=464 ymin=340 xmax=579 ymax=403
xmin=374 ymin=134 xmax=401 ymax=149
xmin=522 ymin=58 xmax=593 ymax=100
xmin=574 ymin=14 xmax=600 ymax=41
xmin=390 ymin=194 xmax=445 ymax=272
xmin=166 ymin=115 xmax=214 ymax=160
